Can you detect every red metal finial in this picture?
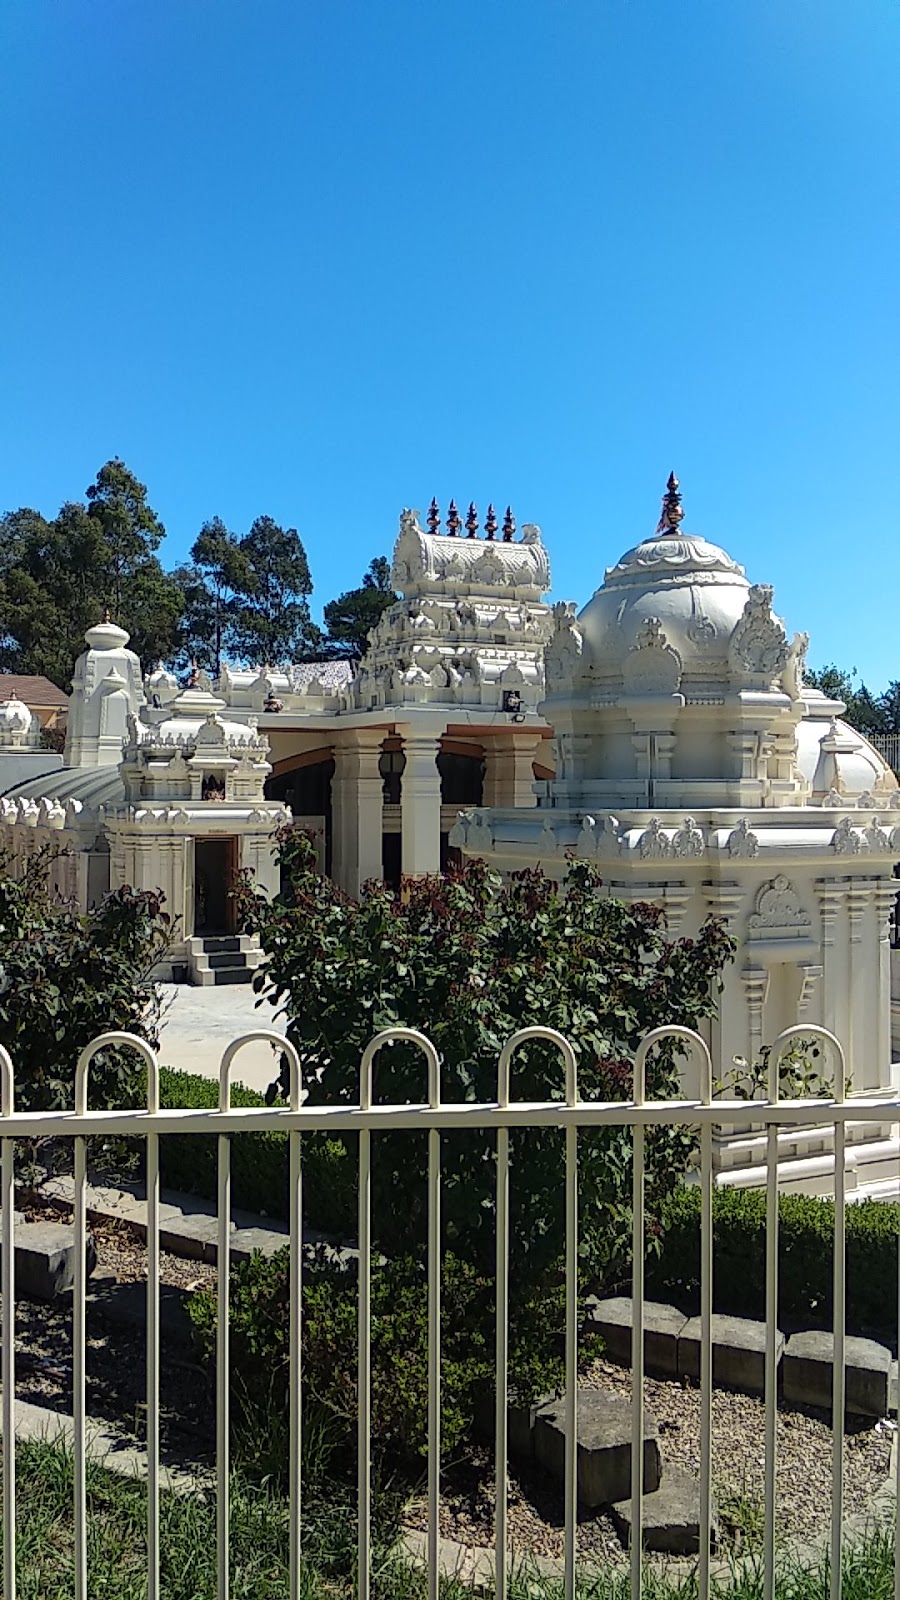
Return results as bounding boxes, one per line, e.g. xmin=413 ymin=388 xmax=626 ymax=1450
xmin=484 ymin=503 xmax=498 ymax=540
xmin=502 ymin=506 xmax=515 ymax=542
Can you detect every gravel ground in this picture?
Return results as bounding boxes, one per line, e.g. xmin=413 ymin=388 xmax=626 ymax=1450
xmin=402 ymin=1357 xmax=893 ymax=1562
xmin=7 ymin=1204 xmax=218 ymax=1469
xmin=10 ymin=1202 xmax=894 ymax=1563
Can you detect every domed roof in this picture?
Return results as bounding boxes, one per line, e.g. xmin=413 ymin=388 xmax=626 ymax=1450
xmin=796 ymin=698 xmax=899 ymax=801
xmin=577 ymin=477 xmax=762 ymax=676
xmin=0 ymin=696 xmax=35 ymax=734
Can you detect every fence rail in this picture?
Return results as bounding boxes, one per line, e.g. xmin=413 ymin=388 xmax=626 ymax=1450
xmin=0 ymin=1023 xmax=898 ymax=1600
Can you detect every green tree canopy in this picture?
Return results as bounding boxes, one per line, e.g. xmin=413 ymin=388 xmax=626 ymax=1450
xmin=229 ymin=515 xmax=320 ymax=666
xmin=322 ymin=555 xmax=397 ymax=658
xmin=0 ymin=461 xmax=182 ymax=687
xmin=174 ymin=517 xmax=255 ymax=678
xmin=804 ymin=662 xmax=888 ymax=736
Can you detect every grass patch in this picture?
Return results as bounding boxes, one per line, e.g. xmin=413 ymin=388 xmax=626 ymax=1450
xmin=1 ymin=1438 xmax=896 ymax=1599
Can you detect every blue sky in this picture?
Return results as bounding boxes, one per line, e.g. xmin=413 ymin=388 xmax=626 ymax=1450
xmin=2 ymin=1 xmax=898 ymax=685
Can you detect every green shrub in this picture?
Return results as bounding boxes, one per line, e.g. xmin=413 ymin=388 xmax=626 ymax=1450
xmin=0 ymin=853 xmax=171 ymax=1113
xmin=188 ymin=1245 xmax=601 ymax=1479
xmin=159 ymin=1067 xmax=356 ymax=1238
xmin=239 ymin=833 xmax=736 ymax=1292
xmin=650 ymin=1186 xmax=900 ymax=1339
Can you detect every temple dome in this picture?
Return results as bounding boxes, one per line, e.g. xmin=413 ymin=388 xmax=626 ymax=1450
xmin=0 ymin=696 xmax=35 ymax=735
xmin=577 ymin=529 xmax=758 ymax=675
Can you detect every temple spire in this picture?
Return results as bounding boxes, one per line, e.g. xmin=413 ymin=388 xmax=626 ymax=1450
xmin=656 ymin=471 xmax=684 ymax=534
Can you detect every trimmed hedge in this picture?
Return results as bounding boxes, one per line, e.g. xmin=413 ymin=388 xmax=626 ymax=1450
xmin=649 ymin=1186 xmax=900 ymax=1341
xmin=158 ymin=1067 xmax=356 ymax=1239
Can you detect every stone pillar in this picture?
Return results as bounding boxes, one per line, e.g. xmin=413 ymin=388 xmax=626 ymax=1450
xmin=815 ymin=881 xmax=844 ymax=1043
xmin=873 ymin=882 xmax=897 ymax=1089
xmin=742 ymin=965 xmax=769 ymax=1070
xmin=482 ymin=730 xmax=542 ymax=809
xmin=331 ymin=731 xmax=385 ymax=898
xmin=846 ymin=884 xmax=870 ymax=1091
xmin=400 ymin=730 xmax=442 ymax=878
xmin=702 ymin=884 xmax=746 ymax=1090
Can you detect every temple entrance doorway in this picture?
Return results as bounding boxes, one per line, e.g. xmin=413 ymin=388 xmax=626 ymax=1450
xmin=194 ymin=837 xmax=239 ymax=934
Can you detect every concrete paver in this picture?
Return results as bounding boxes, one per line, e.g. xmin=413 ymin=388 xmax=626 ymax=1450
xmin=154 ymin=982 xmax=287 ymax=1095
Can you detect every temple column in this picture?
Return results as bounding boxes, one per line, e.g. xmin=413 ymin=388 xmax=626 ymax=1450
xmin=742 ymin=965 xmax=769 ymax=1073
xmin=482 ymin=729 xmax=542 ymax=809
xmin=331 ymin=730 xmax=385 ymax=898
xmin=815 ymin=880 xmax=844 ymax=1045
xmin=400 ymin=729 xmax=442 ymax=878
xmin=846 ymin=884 xmax=871 ymax=1090
xmin=702 ymin=884 xmax=747 ymax=1091
xmin=873 ymin=882 xmax=897 ymax=1088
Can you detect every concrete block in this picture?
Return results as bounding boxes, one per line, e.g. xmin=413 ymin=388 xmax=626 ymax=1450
xmin=678 ymin=1314 xmax=781 ymax=1394
xmin=229 ymin=1225 xmax=291 ymax=1264
xmin=533 ymin=1390 xmax=660 ymax=1508
xmin=783 ymin=1331 xmax=891 ymax=1417
xmin=2 ymin=1220 xmax=96 ymax=1300
xmin=611 ymin=1465 xmax=719 ymax=1555
xmin=585 ymin=1297 xmax=687 ymax=1376
xmin=158 ymin=1213 xmax=231 ymax=1262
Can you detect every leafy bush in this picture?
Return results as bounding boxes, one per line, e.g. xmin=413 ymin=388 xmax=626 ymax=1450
xmin=650 ymin=1186 xmax=900 ymax=1340
xmin=159 ymin=1067 xmax=355 ymax=1237
xmin=188 ymin=1244 xmax=600 ymax=1478
xmin=238 ymin=833 xmax=736 ymax=1295
xmin=0 ymin=850 xmax=171 ymax=1112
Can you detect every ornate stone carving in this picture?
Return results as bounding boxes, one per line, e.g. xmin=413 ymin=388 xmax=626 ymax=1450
xmin=726 ymin=818 xmax=759 ymax=857
xmin=638 ymin=817 xmax=672 ymax=860
xmin=544 ymin=602 xmax=584 ymax=685
xmin=671 ymin=816 xmax=704 ymax=856
xmin=729 ymin=584 xmax=790 ymax=679
xmin=832 ymin=817 xmax=867 ymax=854
xmin=453 ymin=808 xmax=493 ymax=850
xmin=822 ymin=788 xmax=844 ymax=808
xmin=604 ymin=536 xmax=745 ymax=585
xmin=749 ymin=875 xmax=811 ymax=931
xmin=577 ymin=814 xmax=622 ymax=858
xmin=865 ymin=817 xmax=890 ymax=852
xmin=621 ymin=618 xmax=683 ymax=696
xmin=783 ymin=631 xmax=810 ymax=700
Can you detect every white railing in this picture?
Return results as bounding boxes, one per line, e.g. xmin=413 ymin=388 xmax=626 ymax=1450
xmin=0 ymin=1023 xmax=897 ymax=1600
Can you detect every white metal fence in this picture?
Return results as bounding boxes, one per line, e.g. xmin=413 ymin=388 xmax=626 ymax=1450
xmin=0 ymin=1022 xmax=897 ymax=1600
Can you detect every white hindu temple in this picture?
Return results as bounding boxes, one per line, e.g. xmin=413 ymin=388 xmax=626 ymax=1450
xmin=0 ymin=505 xmax=556 ymax=983
xmin=1 ymin=478 xmax=899 ymax=1193
xmin=451 ymin=476 xmax=900 ymax=1196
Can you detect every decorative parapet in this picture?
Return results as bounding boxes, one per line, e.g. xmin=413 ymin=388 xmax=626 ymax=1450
xmin=391 ymin=507 xmax=550 ymax=600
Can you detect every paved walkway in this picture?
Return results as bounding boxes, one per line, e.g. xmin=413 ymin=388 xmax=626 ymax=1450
xmin=155 ymin=982 xmax=287 ymax=1096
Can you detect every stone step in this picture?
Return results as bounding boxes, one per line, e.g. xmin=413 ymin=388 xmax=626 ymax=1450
xmin=715 ymin=1151 xmax=861 ymax=1196
xmin=533 ymin=1390 xmax=660 ymax=1508
xmin=678 ymin=1313 xmax=783 ymax=1394
xmin=585 ymin=1297 xmax=686 ymax=1377
xmin=611 ymin=1464 xmax=718 ymax=1555
xmin=783 ymin=1331 xmax=892 ymax=1417
xmin=0 ymin=1217 xmax=97 ymax=1301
